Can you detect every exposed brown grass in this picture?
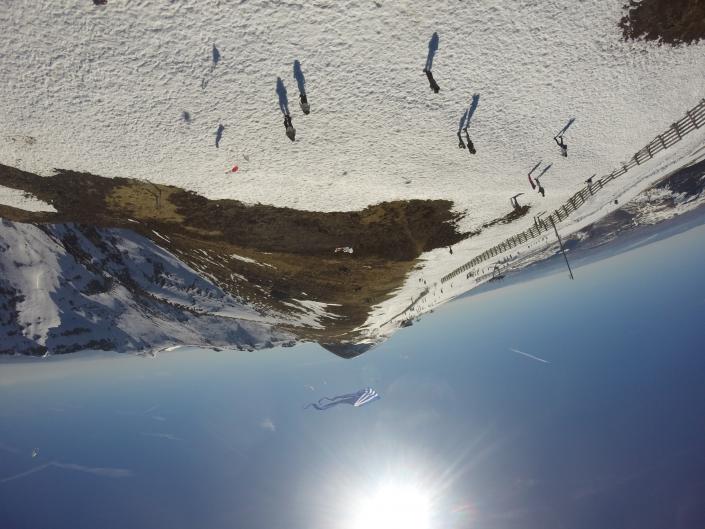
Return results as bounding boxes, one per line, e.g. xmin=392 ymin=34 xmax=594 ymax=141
xmin=619 ymin=0 xmax=705 ymax=45
xmin=0 ymin=164 xmax=474 ymax=343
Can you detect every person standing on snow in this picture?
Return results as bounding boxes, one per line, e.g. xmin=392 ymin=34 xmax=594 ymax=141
xmin=423 ymin=32 xmax=440 ymax=93
xmin=535 ymin=177 xmax=546 ymax=197
xmin=284 ymin=114 xmax=296 ymax=141
xmin=555 ymin=135 xmax=568 ymax=157
xmin=464 ymin=127 xmax=476 ymax=154
xmin=293 ymin=60 xmax=311 ymax=115
xmin=457 ymin=108 xmax=468 ymax=148
xmin=424 ymin=69 xmax=440 ymax=93
xmin=277 ymin=77 xmax=296 ymax=141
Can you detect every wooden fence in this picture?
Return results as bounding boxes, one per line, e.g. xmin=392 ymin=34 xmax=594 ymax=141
xmin=440 ymin=99 xmax=705 ymax=285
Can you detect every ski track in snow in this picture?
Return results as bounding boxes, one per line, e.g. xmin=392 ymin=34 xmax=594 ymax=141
xmin=2 ymin=1 xmax=705 ymax=347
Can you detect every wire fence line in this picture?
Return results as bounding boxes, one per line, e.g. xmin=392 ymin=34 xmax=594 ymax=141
xmin=440 ymin=98 xmax=705 ymax=285
xmin=378 ymin=99 xmax=705 ymax=328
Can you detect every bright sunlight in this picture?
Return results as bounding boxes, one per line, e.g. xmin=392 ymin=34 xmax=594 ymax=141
xmin=350 ymin=484 xmax=431 ymax=529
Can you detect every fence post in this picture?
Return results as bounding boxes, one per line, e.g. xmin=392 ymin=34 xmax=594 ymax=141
xmin=659 ymin=135 xmax=667 ymax=149
xmin=687 ymin=110 xmax=700 ymax=129
xmin=646 ymin=143 xmax=653 ymax=158
xmin=672 ymin=122 xmax=682 ymax=139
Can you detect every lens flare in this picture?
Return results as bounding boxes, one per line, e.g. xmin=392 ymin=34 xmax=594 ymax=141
xmin=350 ymin=484 xmax=431 ymax=529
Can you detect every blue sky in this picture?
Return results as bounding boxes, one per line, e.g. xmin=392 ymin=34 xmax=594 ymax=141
xmin=1 ymin=214 xmax=705 ymax=529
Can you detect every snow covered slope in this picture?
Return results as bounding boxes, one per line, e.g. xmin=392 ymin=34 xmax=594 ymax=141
xmin=1 ymin=0 xmax=703 ymax=224
xmin=0 ymin=220 xmax=292 ymax=356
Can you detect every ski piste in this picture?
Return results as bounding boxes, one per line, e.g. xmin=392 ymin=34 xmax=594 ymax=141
xmin=554 ymin=117 xmax=575 ymax=138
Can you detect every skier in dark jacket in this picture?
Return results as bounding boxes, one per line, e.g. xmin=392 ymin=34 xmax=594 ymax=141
xmin=464 ymin=128 xmax=476 ymax=154
xmin=423 ymin=69 xmax=440 ymax=93
xmin=299 ymin=94 xmax=310 ymax=115
xmin=284 ymin=114 xmax=296 ymax=141
xmin=293 ymin=60 xmax=311 ymax=114
xmin=423 ymin=32 xmax=440 ymax=93
xmin=555 ymin=135 xmax=568 ymax=157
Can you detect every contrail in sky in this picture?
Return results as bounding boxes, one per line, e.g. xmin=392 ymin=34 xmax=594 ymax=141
xmin=509 ymin=348 xmax=550 ymax=364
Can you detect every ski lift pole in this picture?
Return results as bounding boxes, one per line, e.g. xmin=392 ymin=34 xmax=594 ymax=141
xmin=550 ymin=217 xmax=574 ymax=280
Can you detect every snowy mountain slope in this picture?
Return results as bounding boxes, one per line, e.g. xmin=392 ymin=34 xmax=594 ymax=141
xmin=0 ymin=220 xmax=292 ymax=356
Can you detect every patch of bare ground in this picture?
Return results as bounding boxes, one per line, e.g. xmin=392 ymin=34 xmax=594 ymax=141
xmin=0 ymin=165 xmax=454 ymax=342
xmin=0 ymin=164 xmax=529 ymax=345
xmin=619 ymin=0 xmax=705 ymax=45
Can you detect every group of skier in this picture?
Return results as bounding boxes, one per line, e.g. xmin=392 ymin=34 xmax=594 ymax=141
xmin=276 ymin=60 xmax=311 ymax=142
xmin=422 ymin=31 xmax=579 ymax=203
xmin=527 ymin=119 xmax=574 ymax=197
xmin=423 ymin=33 xmax=482 ymax=154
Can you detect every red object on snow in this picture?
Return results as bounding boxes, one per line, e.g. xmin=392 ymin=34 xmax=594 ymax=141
xmin=231 ymin=165 xmax=239 ymax=172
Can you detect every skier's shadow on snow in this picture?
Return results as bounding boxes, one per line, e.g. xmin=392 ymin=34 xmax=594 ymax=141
xmin=276 ymin=77 xmax=290 ymax=115
xmin=215 ymin=124 xmax=224 ymax=148
xmin=201 ymin=44 xmax=221 ymax=89
xmin=293 ymin=60 xmax=306 ymax=97
xmin=425 ymin=31 xmax=439 ymax=71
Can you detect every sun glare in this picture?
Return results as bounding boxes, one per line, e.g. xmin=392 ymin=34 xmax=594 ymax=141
xmin=351 ymin=484 xmax=431 ymax=529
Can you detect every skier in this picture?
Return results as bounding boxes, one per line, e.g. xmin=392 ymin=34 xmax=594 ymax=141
xmin=424 ymin=69 xmax=440 ymax=93
xmin=277 ymin=77 xmax=296 ymax=141
xmin=457 ymin=130 xmax=466 ymax=149
xmin=299 ymin=94 xmax=310 ymax=115
xmin=293 ymin=60 xmax=311 ymax=115
xmin=554 ymin=135 xmax=568 ymax=157
xmin=527 ymin=160 xmax=541 ymax=190
xmin=215 ymin=124 xmax=225 ymax=148
xmin=457 ymin=108 xmax=468 ymax=148
xmin=536 ymin=178 xmax=545 ymax=197
xmin=423 ymin=32 xmax=440 ymax=93
xmin=464 ymin=127 xmax=476 ymax=154
xmin=284 ymin=114 xmax=296 ymax=142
